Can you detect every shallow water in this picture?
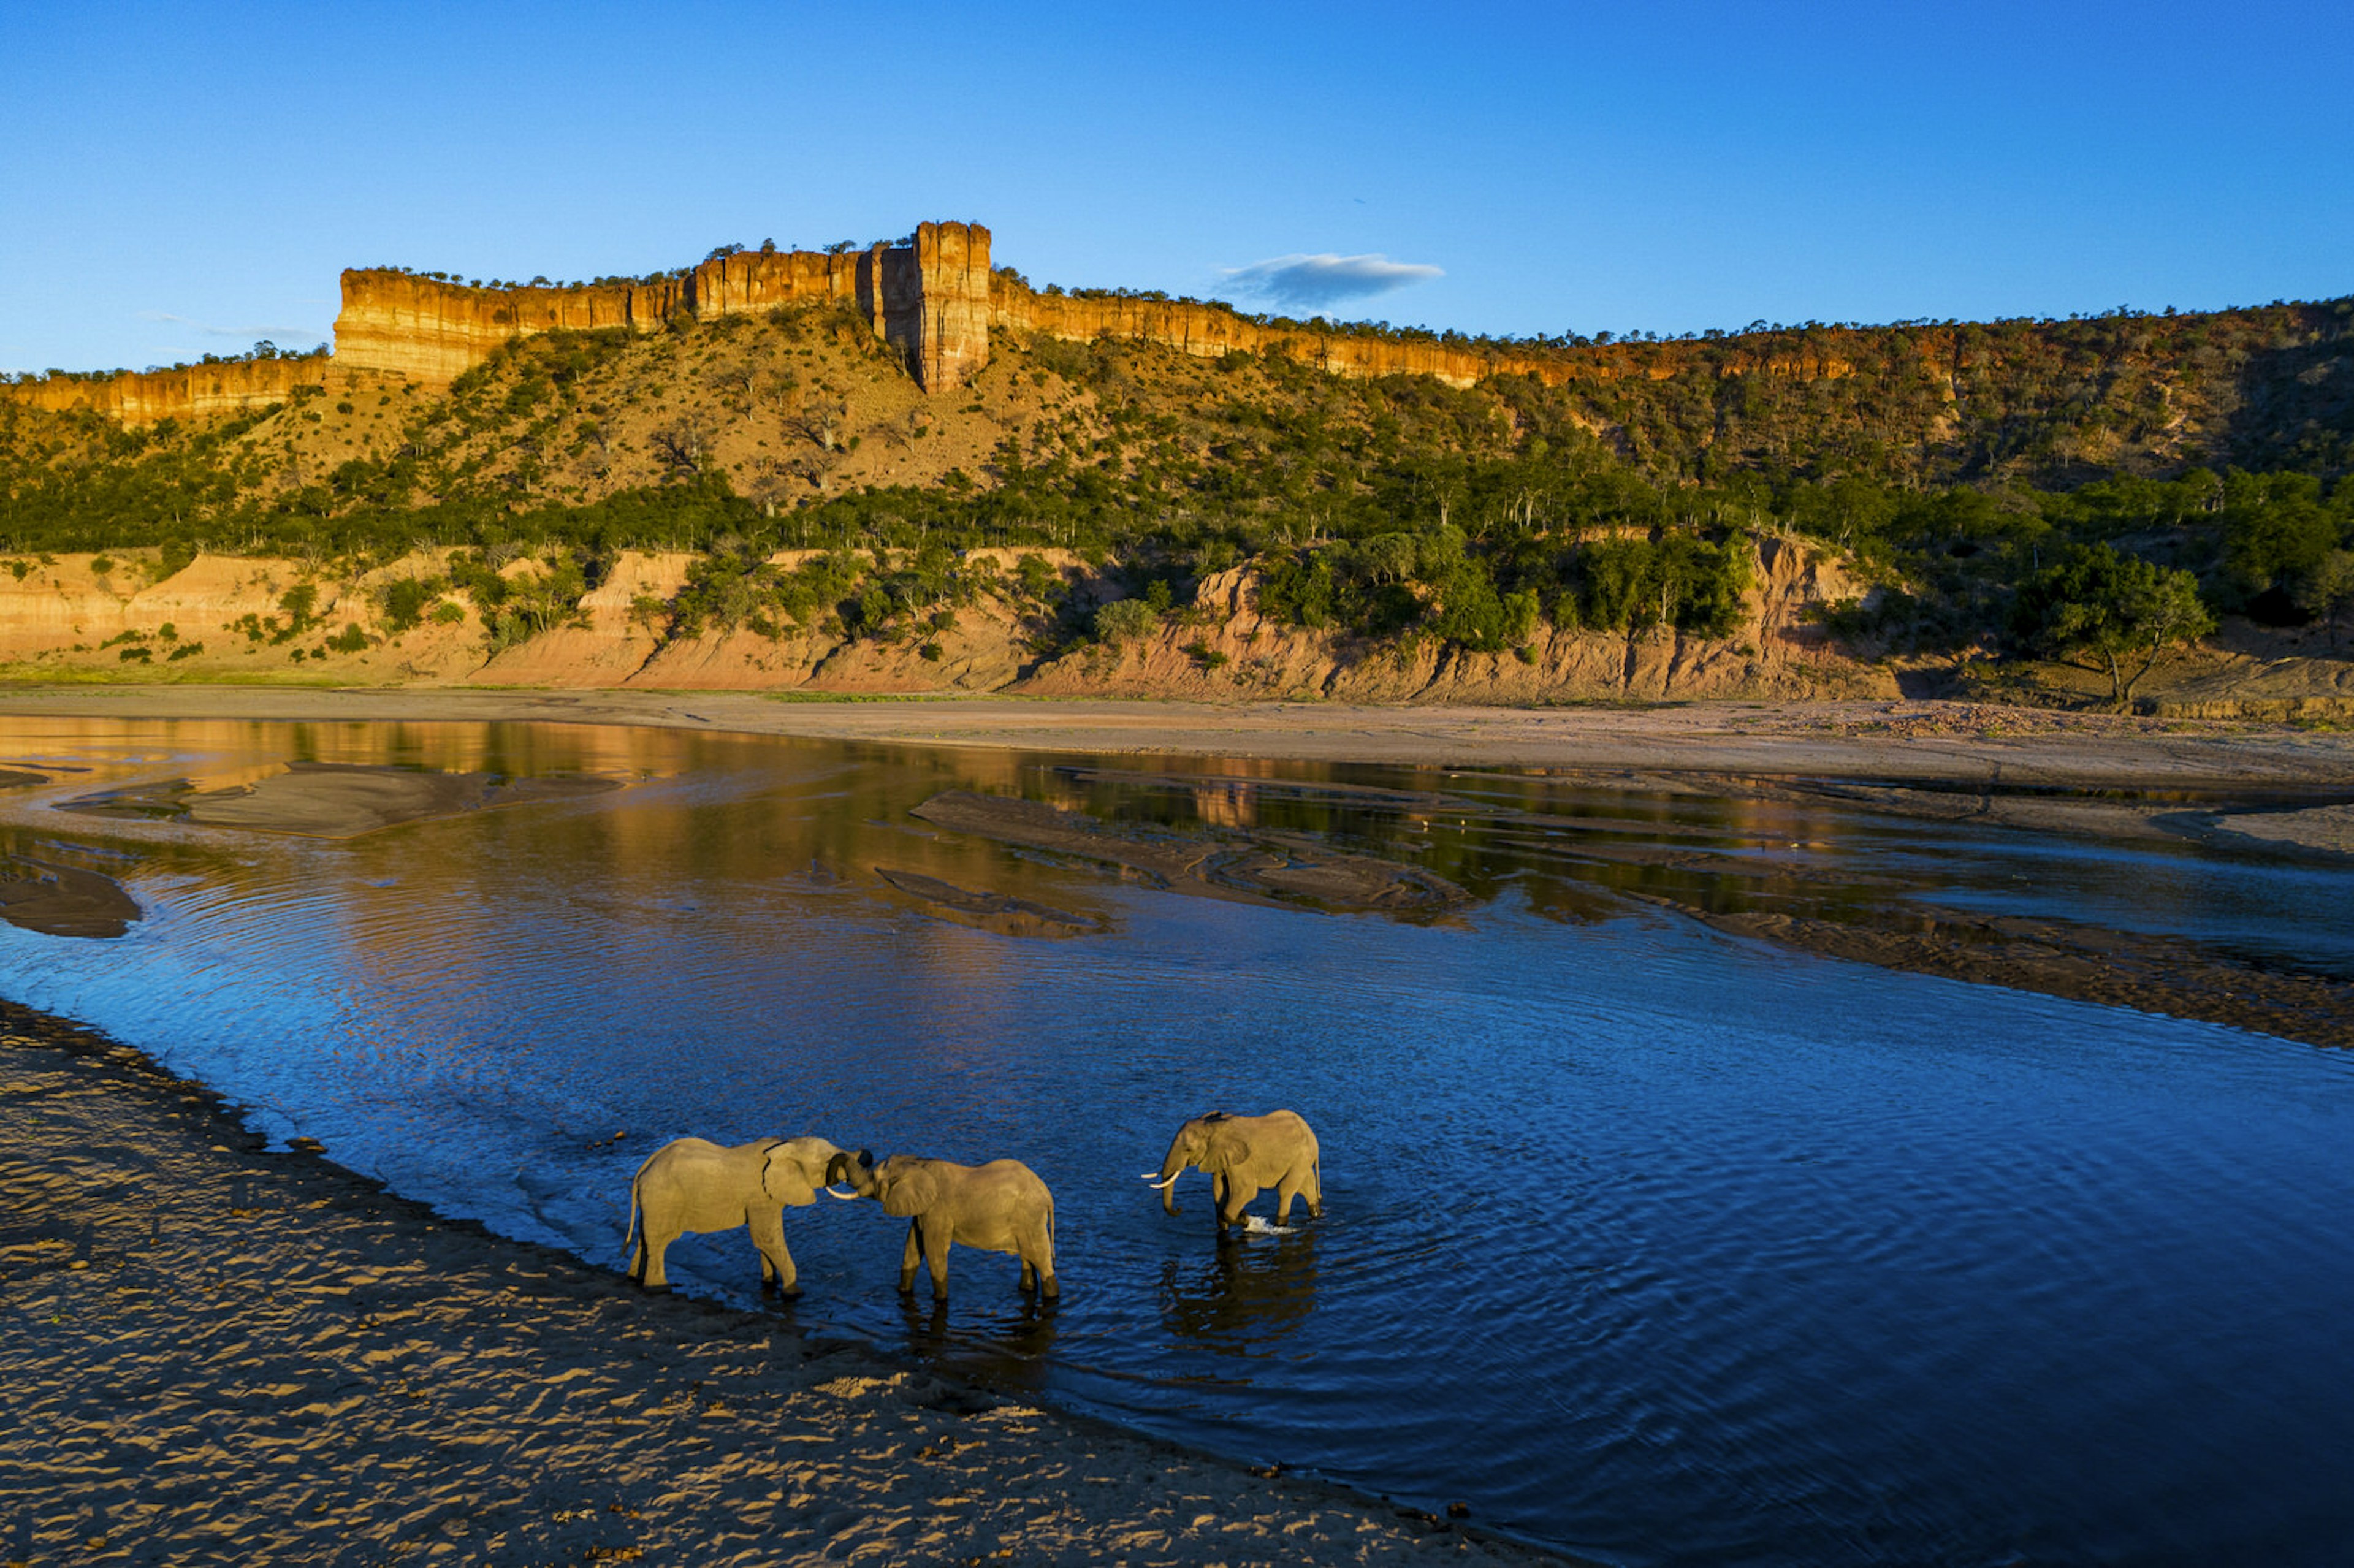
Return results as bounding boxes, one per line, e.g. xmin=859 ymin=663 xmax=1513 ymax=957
xmin=3 ymin=717 xmax=2351 ymax=1567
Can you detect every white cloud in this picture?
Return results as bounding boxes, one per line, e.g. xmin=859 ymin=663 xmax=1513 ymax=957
xmin=138 ymin=311 xmax=326 ymax=346
xmin=1218 ymin=253 xmax=1444 ymax=311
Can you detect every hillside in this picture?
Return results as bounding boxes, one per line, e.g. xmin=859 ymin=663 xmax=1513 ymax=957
xmin=1 ymin=222 xmax=2350 ymax=706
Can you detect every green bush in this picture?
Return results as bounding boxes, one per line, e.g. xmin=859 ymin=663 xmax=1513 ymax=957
xmin=1094 ymin=598 xmax=1159 ymax=644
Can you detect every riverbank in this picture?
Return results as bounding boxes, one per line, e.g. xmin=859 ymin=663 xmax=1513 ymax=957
xmin=3 ymin=682 xmax=2350 ymax=785
xmin=6 ymin=683 xmax=2353 ymax=856
xmin=0 ymin=1000 xmax=1566 ymax=1566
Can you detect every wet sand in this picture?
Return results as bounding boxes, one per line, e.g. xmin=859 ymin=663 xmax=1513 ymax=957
xmin=55 ymin=760 xmax=622 ymax=839
xmin=0 ymin=853 xmax=142 ymax=938
xmin=0 ymin=1003 xmax=1567 ymax=1566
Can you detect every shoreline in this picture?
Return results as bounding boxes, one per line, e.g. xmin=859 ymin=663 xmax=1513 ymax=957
xmin=0 ymin=997 xmax=1572 ymax=1566
xmin=2 ymin=682 xmax=2352 ymax=791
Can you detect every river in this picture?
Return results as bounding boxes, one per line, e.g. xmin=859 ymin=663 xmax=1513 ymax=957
xmin=2 ymin=715 xmax=2349 ymax=1567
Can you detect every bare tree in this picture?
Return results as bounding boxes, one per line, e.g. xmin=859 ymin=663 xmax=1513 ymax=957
xmin=783 ymin=396 xmax=847 ymax=452
xmin=651 ymin=417 xmax=710 ymax=476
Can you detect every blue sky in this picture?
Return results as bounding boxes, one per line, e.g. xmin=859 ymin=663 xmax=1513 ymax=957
xmin=3 ymin=1 xmax=2348 ymax=375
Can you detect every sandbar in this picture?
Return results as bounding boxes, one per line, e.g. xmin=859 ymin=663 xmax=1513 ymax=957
xmin=1 ymin=685 xmax=2350 ymax=793
xmin=57 ymin=759 xmax=621 ymax=839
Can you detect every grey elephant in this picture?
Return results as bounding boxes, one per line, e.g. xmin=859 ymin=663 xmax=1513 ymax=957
xmin=1145 ymin=1110 xmax=1322 ymax=1228
xmin=623 ymin=1135 xmax=866 ymax=1295
xmin=828 ymin=1152 xmax=1057 ymax=1300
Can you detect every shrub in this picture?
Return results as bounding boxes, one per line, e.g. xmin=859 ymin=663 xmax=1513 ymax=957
xmin=378 ymin=576 xmax=443 ymax=632
xmin=1095 ymin=598 xmax=1159 ymax=645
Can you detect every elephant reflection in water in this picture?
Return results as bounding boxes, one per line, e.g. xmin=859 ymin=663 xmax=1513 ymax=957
xmin=896 ymin=1292 xmax=1061 ymax=1396
xmin=1159 ymin=1226 xmax=1322 ymax=1349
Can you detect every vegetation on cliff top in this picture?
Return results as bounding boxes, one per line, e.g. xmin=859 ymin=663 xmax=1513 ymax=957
xmin=2 ymin=291 xmax=2350 ymax=688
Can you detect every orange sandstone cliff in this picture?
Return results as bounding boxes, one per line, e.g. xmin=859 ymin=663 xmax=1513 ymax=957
xmin=331 ymin=221 xmax=994 ymax=390
xmin=0 ymin=356 xmax=327 ymax=424
xmin=3 ymin=217 xmax=1883 ymax=427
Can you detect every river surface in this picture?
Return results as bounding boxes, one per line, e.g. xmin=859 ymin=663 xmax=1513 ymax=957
xmin=2 ymin=715 xmax=2350 ymax=1567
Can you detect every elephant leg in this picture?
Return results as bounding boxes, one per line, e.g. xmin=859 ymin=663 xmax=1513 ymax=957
xmin=1210 ymin=1172 xmax=1229 ymax=1227
xmin=898 ymin=1220 xmax=921 ymax=1295
xmin=641 ymin=1225 xmax=680 ymax=1290
xmin=1019 ymin=1257 xmax=1037 ymax=1292
xmin=1220 ymin=1181 xmax=1257 ymax=1228
xmin=749 ymin=1208 xmax=798 ymax=1297
xmin=1031 ymin=1225 xmax=1059 ymax=1298
xmin=922 ymin=1225 xmax=953 ymax=1301
xmin=1275 ymin=1176 xmax=1298 ymax=1221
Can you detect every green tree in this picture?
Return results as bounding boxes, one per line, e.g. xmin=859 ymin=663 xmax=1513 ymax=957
xmin=2298 ymin=549 xmax=2354 ymax=647
xmin=2013 ymin=543 xmax=2215 ymax=708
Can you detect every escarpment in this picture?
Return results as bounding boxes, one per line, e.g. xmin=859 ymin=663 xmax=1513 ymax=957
xmin=332 ymin=221 xmax=994 ymax=390
xmin=2 ymin=356 xmax=328 ymax=424
xmin=8 ymin=216 xmax=2345 ymax=464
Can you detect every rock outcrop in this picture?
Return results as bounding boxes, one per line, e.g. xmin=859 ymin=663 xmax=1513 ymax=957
xmin=2 ymin=218 xmax=1884 ymax=425
xmin=331 ymin=221 xmax=994 ymax=391
xmin=1 ymin=356 xmax=325 ymax=423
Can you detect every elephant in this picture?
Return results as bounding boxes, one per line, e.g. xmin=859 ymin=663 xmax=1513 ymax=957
xmin=826 ymin=1152 xmax=1057 ymax=1300
xmin=623 ymin=1135 xmax=867 ymax=1295
xmin=1145 ymin=1110 xmax=1322 ymax=1229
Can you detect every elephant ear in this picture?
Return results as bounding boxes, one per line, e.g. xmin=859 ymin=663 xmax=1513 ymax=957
xmin=761 ymin=1143 xmax=818 ymax=1207
xmin=1209 ymin=1133 xmax=1255 ymax=1174
xmin=879 ymin=1163 xmax=940 ymax=1217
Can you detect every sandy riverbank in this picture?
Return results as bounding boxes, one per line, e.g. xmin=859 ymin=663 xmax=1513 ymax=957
xmin=1 ymin=683 xmax=2350 ymax=788
xmin=6 ymin=685 xmax=2351 ymax=861
xmin=0 ymin=1003 xmax=1568 ymax=1566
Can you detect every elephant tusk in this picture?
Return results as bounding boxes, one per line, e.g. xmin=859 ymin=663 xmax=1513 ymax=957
xmin=823 ymin=1186 xmax=862 ymax=1200
xmin=1141 ymin=1171 xmax=1184 ymax=1189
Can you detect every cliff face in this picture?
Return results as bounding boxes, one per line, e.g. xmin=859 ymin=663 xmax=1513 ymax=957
xmin=1 ymin=357 xmax=325 ymax=424
xmin=330 ymin=221 xmax=993 ymax=391
xmin=330 ymin=274 xmax=677 ymax=385
xmin=7 ymin=218 xmax=2336 ymax=476
xmin=986 ymin=276 xmax=1873 ymax=394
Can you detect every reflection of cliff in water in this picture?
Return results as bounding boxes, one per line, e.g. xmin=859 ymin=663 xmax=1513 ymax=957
xmin=1159 ymin=1228 xmax=1321 ymax=1355
xmin=1035 ymin=765 xmax=2354 ymax=1049
xmin=7 ymin=716 xmax=2350 ymax=1045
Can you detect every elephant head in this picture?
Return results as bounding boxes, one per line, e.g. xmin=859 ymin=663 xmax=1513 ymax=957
xmin=1148 ymin=1113 xmax=1249 ymax=1215
xmin=763 ymin=1139 xmax=868 ymax=1207
xmin=828 ymin=1153 xmax=942 ymax=1216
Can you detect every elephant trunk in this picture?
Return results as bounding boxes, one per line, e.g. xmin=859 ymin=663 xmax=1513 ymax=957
xmin=826 ymin=1148 xmax=879 ymax=1198
xmin=1156 ymin=1141 xmax=1190 ymax=1214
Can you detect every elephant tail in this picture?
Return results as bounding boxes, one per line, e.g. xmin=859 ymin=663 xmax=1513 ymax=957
xmin=622 ymin=1147 xmax=660 ymax=1261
